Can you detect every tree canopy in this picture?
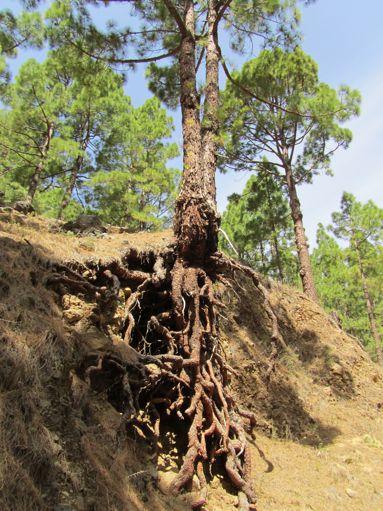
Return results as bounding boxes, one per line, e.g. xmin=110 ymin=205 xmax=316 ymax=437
xmin=220 ymin=171 xmax=298 ymax=283
xmin=0 ymin=46 xmax=179 ymax=226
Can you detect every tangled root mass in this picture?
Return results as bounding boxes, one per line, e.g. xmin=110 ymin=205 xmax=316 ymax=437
xmin=46 ymin=247 xmax=273 ymax=510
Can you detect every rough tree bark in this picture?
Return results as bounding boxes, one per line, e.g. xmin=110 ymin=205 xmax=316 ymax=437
xmin=173 ymin=0 xmax=219 ymax=262
xmin=28 ymin=122 xmax=53 ymax=201
xmin=355 ymin=242 xmax=383 ymax=365
xmin=284 ymin=163 xmax=318 ymax=302
xmin=201 ymin=0 xmax=219 ymax=206
xmin=168 ymin=2 xmax=257 ymax=508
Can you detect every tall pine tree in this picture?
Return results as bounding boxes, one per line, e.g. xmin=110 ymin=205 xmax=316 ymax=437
xmin=330 ymin=193 xmax=383 ymax=364
xmin=220 ymin=47 xmax=360 ymax=301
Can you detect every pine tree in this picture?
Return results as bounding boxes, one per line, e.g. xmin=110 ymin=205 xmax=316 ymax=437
xmin=20 ymin=2 xmax=308 ymax=507
xmin=313 ymin=199 xmax=383 ymax=364
xmin=330 ymin=193 xmax=383 ymax=364
xmin=0 ymin=58 xmax=69 ymax=202
xmin=90 ymin=97 xmax=179 ymax=230
xmin=45 ymin=46 xmax=131 ymax=218
xmin=220 ymin=47 xmax=361 ymax=301
xmin=0 ymin=47 xmax=179 ymax=225
xmin=0 ymin=8 xmax=43 ymax=94
xmin=313 ymin=224 xmax=353 ymax=317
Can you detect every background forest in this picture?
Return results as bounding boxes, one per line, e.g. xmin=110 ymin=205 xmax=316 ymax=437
xmin=0 ymin=1 xmax=382 ymax=364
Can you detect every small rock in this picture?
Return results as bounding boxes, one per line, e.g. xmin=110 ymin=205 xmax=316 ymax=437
xmin=331 ymin=363 xmax=344 ymax=376
xmin=62 ymin=294 xmax=86 ymax=324
xmin=13 ymin=200 xmax=34 ymax=214
xmin=346 ymin=488 xmax=357 ymax=498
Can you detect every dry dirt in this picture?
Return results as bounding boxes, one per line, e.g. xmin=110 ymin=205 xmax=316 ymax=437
xmin=1 ymin=210 xmax=382 ymax=511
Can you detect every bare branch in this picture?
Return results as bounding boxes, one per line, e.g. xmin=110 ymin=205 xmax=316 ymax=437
xmin=214 ymin=0 xmax=234 ymax=31
xmin=66 ymin=36 xmax=181 ymax=64
xmin=31 ymin=85 xmax=50 ymax=126
xmin=163 ymin=0 xmax=188 ymax=36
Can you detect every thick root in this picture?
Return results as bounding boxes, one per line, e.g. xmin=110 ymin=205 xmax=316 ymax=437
xmin=47 ymin=249 xmax=261 ymax=510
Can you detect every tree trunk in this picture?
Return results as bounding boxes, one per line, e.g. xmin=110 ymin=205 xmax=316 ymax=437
xmin=270 ymin=235 xmax=284 ymax=282
xmin=28 ymin=161 xmax=43 ymax=201
xmin=57 ymin=154 xmax=83 ymax=219
xmin=107 ymin=3 xmax=257 ymax=507
xmin=174 ymin=0 xmax=219 ymax=262
xmin=265 ymin=176 xmax=284 ymax=281
xmin=355 ymin=244 xmax=383 ymax=364
xmin=28 ymin=123 xmax=53 ymax=201
xmin=201 ymin=0 xmax=219 ymax=205
xmin=58 ymin=118 xmax=91 ymax=219
xmin=284 ymin=163 xmax=318 ymax=301
xmin=259 ymin=239 xmax=266 ymax=273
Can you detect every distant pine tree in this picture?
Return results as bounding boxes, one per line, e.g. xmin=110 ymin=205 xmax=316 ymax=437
xmin=221 ymin=171 xmax=298 ymax=285
xmin=313 ymin=195 xmax=383 ymax=364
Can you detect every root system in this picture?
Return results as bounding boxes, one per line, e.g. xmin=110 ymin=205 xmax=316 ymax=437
xmin=46 ymin=247 xmax=285 ymax=510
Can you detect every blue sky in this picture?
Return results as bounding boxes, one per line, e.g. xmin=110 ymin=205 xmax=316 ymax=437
xmin=296 ymin=0 xmax=383 ymax=245
xmin=3 ymin=0 xmax=383 ymax=246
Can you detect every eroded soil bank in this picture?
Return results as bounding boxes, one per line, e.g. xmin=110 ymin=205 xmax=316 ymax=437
xmin=0 ymin=211 xmax=382 ymax=511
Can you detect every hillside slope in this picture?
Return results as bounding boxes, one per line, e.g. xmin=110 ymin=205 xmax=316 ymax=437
xmin=0 ymin=210 xmax=382 ymax=511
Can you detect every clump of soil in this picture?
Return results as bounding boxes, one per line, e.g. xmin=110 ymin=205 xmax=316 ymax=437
xmin=0 ymin=212 xmax=382 ymax=511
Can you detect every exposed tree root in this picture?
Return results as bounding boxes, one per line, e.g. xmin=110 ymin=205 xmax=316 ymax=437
xmin=45 ymin=249 xmax=287 ymax=510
